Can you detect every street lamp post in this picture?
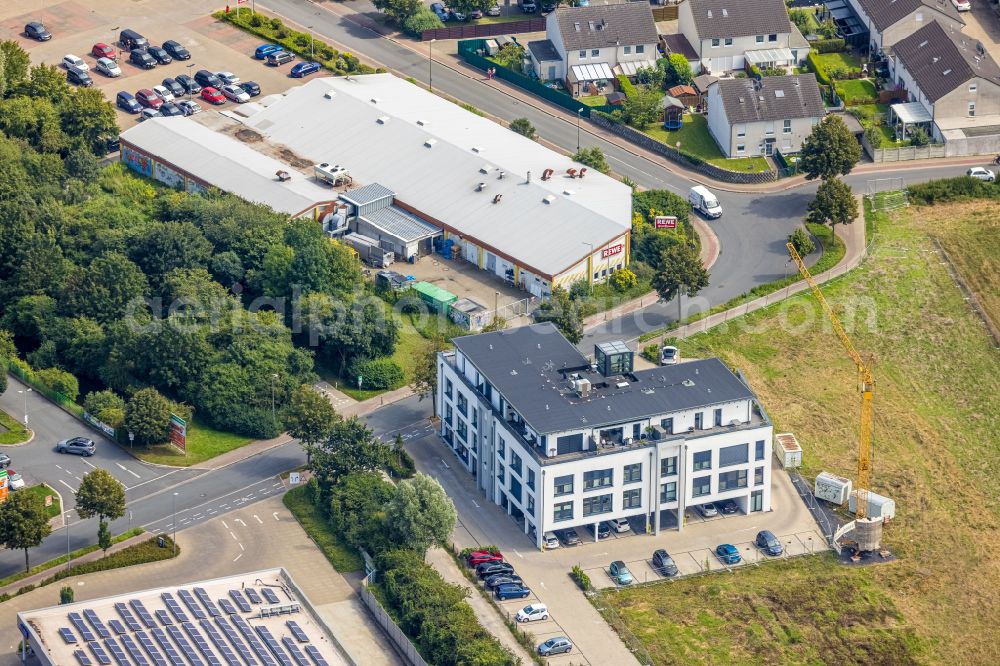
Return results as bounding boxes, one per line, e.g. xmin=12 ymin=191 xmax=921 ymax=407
xmin=576 ymin=108 xmax=583 ymax=151
xmin=65 ymin=512 xmax=71 ymax=573
xmin=172 ymin=492 xmax=179 ymax=555
xmin=307 ymin=26 xmax=315 ymax=58
xmin=429 ymin=39 xmax=437 ymax=92
xmin=17 ymin=388 xmax=31 ymax=426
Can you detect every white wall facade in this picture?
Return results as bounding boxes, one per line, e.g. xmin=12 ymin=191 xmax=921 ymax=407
xmin=706 ymin=85 xmax=821 ymax=157
xmin=845 ymin=0 xmax=964 ymax=53
xmin=677 ymin=1 xmax=793 ymax=74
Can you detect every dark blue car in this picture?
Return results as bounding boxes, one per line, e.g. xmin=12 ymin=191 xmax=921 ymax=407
xmin=755 ymin=530 xmax=784 ymax=556
xmin=715 ymin=544 xmax=742 ymax=565
xmin=255 ymin=43 xmax=281 ymax=59
xmin=290 ymin=61 xmax=321 ymax=78
xmin=494 ymin=584 xmax=530 ymax=601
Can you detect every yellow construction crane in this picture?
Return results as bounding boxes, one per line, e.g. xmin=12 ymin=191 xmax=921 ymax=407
xmin=787 ymin=242 xmax=874 ymax=521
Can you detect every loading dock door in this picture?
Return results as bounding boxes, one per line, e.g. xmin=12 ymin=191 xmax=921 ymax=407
xmin=486 ymin=252 xmax=497 ymax=273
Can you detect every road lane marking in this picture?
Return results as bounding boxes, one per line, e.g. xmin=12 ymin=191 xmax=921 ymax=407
xmin=116 ymin=462 xmax=142 ymax=479
xmin=514 ymin=550 xmax=523 ymax=559
xmin=192 ymin=513 xmax=203 ymax=519
xmin=472 ymin=500 xmax=480 ymax=508
xmin=239 ymin=542 xmax=245 ymax=551
xmin=81 ymin=458 xmax=97 ymax=469
xmin=222 ymin=520 xmax=229 ymax=529
xmin=272 ymin=512 xmax=280 ymax=521
xmin=253 ymin=515 xmax=263 ymax=524
xmin=232 ymin=553 xmax=242 ymax=562
xmin=230 ymin=531 xmax=239 ymax=541
xmin=59 ymin=479 xmax=75 ymax=491
xmin=235 ymin=518 xmax=247 ymax=527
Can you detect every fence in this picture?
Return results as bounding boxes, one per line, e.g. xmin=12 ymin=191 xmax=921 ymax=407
xmin=358 ymin=576 xmax=429 ymax=666
xmin=457 ymin=39 xmax=616 ymax=117
xmin=650 ymin=5 xmax=679 ymax=21
xmin=861 ymin=135 xmax=946 ymax=162
xmin=4 ymin=359 xmax=84 ymax=418
xmin=423 ymin=19 xmax=545 ymax=41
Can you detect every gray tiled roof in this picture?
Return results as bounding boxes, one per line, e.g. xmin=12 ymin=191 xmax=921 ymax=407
xmin=893 ymin=20 xmax=1000 ymax=103
xmin=715 ymin=74 xmax=825 ymax=124
xmin=452 ymin=323 xmax=756 ymax=434
xmin=361 ymin=205 xmax=440 ymax=242
xmin=662 ymin=32 xmax=698 ymax=61
xmin=687 ymin=0 xmax=791 ymax=41
xmin=527 ymin=39 xmax=562 ymax=63
xmin=854 ymin=0 xmax=963 ymax=33
xmin=554 ymin=4 xmax=659 ymax=51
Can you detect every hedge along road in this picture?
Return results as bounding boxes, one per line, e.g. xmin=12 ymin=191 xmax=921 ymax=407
xmin=258 ymin=0 xmax=982 ymax=345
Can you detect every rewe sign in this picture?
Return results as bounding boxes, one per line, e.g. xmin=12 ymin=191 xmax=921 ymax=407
xmin=601 ymin=244 xmax=624 ymax=258
xmin=654 ymin=215 xmax=677 ymax=229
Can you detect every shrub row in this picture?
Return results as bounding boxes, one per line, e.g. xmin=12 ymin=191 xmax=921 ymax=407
xmin=345 ymin=356 xmax=404 ymax=390
xmin=907 ymin=176 xmax=1000 ymax=205
xmin=386 ymin=447 xmax=416 ymax=479
xmin=570 ymin=564 xmax=592 ymax=591
xmin=806 ymin=52 xmax=831 ymax=86
xmin=42 ymin=536 xmax=178 ymax=585
xmin=812 ymin=38 xmax=846 ymax=54
xmin=615 ymin=74 xmax=637 ymax=98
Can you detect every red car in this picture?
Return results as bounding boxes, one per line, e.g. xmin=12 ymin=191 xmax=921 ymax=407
xmin=467 ymin=550 xmax=503 ymax=566
xmin=92 ymin=42 xmax=116 ymax=60
xmin=201 ymin=86 xmax=225 ymax=105
xmin=135 ymin=88 xmax=162 ymax=109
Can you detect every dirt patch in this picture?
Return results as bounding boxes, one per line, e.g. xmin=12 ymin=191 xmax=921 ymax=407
xmin=278 ymin=149 xmax=313 ymax=169
xmin=235 ymin=128 xmax=263 ymax=143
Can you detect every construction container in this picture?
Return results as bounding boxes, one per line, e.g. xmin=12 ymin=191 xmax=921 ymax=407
xmin=344 ymin=233 xmax=394 ymax=268
xmin=410 ymin=281 xmax=457 ymax=313
xmin=849 ymin=490 xmax=896 ymax=521
xmin=814 ymin=471 xmax=852 ymax=506
xmin=774 ymin=433 xmax=802 ymax=469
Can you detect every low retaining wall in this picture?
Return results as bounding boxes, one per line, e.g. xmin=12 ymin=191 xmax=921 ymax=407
xmin=862 ymin=136 xmax=946 ymax=162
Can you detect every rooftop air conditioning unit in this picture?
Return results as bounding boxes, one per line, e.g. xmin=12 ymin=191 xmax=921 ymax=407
xmin=576 ymin=378 xmax=591 ymax=397
xmin=314 ymin=163 xmax=351 ymax=186
xmin=615 ymin=381 xmax=629 ymax=388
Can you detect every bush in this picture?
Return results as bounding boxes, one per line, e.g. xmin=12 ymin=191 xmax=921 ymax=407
xmin=641 ymin=343 xmax=660 ymax=364
xmin=616 ymin=74 xmax=637 ymax=98
xmin=862 ymin=120 xmax=884 ymax=148
xmin=60 ymin=586 xmax=74 ymax=604
xmin=509 ymin=117 xmax=535 ymax=139
xmin=249 ymin=14 xmax=263 ymax=28
xmin=402 ymin=7 xmax=444 ymax=38
xmin=458 ymin=545 xmax=501 ymax=559
xmin=125 ymin=387 xmax=172 ymax=446
xmin=225 ymin=408 xmax=282 ymax=439
xmin=269 ymin=17 xmax=283 ymax=29
xmin=45 ymin=537 xmax=178 ymax=583
xmin=609 ymin=268 xmax=638 ymax=292
xmin=788 ymin=227 xmax=816 ymax=256
xmin=387 ymin=447 xmax=416 ymax=479
xmin=570 ymin=565 xmax=592 ymax=591
xmin=34 ymin=368 xmax=79 ymax=401
xmin=813 ymin=38 xmax=846 ymax=54
xmin=568 ymin=279 xmax=590 ymax=301
xmin=294 ymin=34 xmax=310 ymax=48
xmin=806 ymin=52 xmax=831 ymax=86
xmin=346 ymin=357 xmax=404 ymax=390
xmin=84 ymin=389 xmax=126 ymax=428
xmin=909 ymin=125 xmax=930 ymax=146
xmin=907 ymin=176 xmax=1000 ymax=205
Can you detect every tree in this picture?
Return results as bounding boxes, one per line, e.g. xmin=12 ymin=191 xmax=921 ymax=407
xmin=97 ymin=519 xmax=112 ymax=555
xmin=127 ymin=222 xmax=212 ymax=287
xmin=634 ymin=64 xmax=665 ymax=89
xmin=652 ymin=242 xmax=709 ymax=322
xmin=0 ymin=490 xmax=52 ymax=572
xmin=798 ymin=115 xmax=862 ymax=181
xmin=286 ymin=384 xmax=341 ymax=465
xmin=609 ymin=268 xmax=638 ymax=292
xmin=61 ymin=88 xmax=117 ymax=155
xmin=448 ymin=0 xmax=493 ymax=16
xmin=509 ymin=117 xmax=535 ymax=140
xmin=571 ymin=146 xmax=610 ymax=174
xmin=402 ymin=7 xmax=444 ymax=37
xmin=481 ymin=315 xmax=508 ymax=332
xmin=0 ymin=41 xmax=31 ymax=90
xmin=663 ymin=53 xmax=693 ymax=87
xmin=311 ymin=417 xmax=392 ymax=501
xmin=60 ymin=586 xmax=75 ymax=604
xmin=909 ymin=125 xmax=930 ymax=146
xmin=387 ymin=473 xmax=457 ymax=557
xmin=321 ymin=298 xmax=400 ymax=374
xmin=494 ymin=43 xmax=525 ymax=72
xmin=84 ymin=389 xmax=127 ymax=429
xmin=788 ymin=227 xmax=816 ymax=256
xmin=124 ymin=387 xmax=172 ymax=446
xmin=19 ymin=64 xmax=73 ymax=105
xmin=61 ymin=252 xmax=149 ymax=324
xmin=806 ymin=176 xmax=858 ymax=239
xmin=410 ymin=334 xmax=448 ymax=415
xmin=328 ymin=472 xmax=396 ymax=552
xmin=373 ymin=0 xmax=422 ymax=24
xmin=34 ymin=367 xmax=79 ymax=401
xmin=76 ymin=469 xmax=127 ymax=526
xmin=534 ymin=286 xmax=583 ymax=344
xmin=620 ymin=86 xmax=663 ymax=129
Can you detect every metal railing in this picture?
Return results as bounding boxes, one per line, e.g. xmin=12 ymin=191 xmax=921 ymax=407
xmin=358 ymin=573 xmax=430 ymax=666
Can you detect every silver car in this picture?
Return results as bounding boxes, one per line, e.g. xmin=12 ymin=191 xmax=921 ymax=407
xmin=56 ymin=436 xmax=96 ymax=456
xmin=95 ymin=57 xmax=121 ymax=77
xmin=697 ymin=503 xmax=719 ymax=517
xmin=221 ymin=84 xmax=250 ymax=103
xmin=178 ymin=100 xmax=202 ymax=116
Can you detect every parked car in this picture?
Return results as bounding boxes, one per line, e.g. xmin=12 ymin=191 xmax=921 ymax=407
xmin=967 ymin=166 xmax=995 ymax=182
xmin=588 ymin=522 xmax=611 ymax=540
xmin=96 ymin=57 xmax=121 ymax=77
xmin=430 ymin=2 xmax=449 ymax=20
xmin=449 ymin=9 xmax=467 ymax=21
xmin=159 ymin=102 xmax=183 ymax=117
xmin=194 ymin=69 xmax=224 ymax=89
xmin=221 ymin=84 xmax=250 ymax=103
xmin=290 ymin=61 xmax=321 ymax=78
xmin=255 ymin=43 xmax=282 ymax=60
xmin=67 ymin=66 xmax=93 ymax=87
xmin=136 ymin=88 xmax=163 ymax=109
xmin=715 ymin=543 xmax=742 ymax=565
xmin=266 ymin=50 xmax=295 ymax=66
xmin=652 ymin=549 xmax=679 ymax=576
xmin=25 ymin=22 xmax=52 ymax=41
xmin=516 ymin=603 xmax=548 ymax=623
xmin=556 ymin=528 xmax=581 ymax=546
xmin=6 ymin=471 xmax=25 ymax=491
xmin=609 ymin=560 xmax=634 ymax=585
xmin=152 ymin=84 xmax=175 ymax=102
xmin=175 ymin=74 xmax=202 ymax=94
xmin=119 ymin=28 xmax=148 ymax=50
xmin=476 ymin=562 xmax=514 ymax=579
xmin=0 ymin=453 xmax=10 ymax=468
xmin=139 ymin=108 xmax=161 ymax=122
xmin=716 ymin=499 xmax=738 ymax=514
xmin=520 ymin=0 xmax=538 ymax=13
xmin=239 ymin=80 xmax=261 ymax=97
xmin=147 ymin=46 xmax=172 ymax=65
xmin=469 ymin=9 xmax=483 ymax=19
xmin=660 ymin=345 xmax=679 ymax=365
xmin=542 ymin=531 xmax=560 ymax=549
xmin=494 ymin=583 xmax=530 ymax=601
xmin=117 ymin=91 xmax=142 ymax=113
xmin=486 ymin=4 xmax=501 ymax=15
xmin=162 ymin=77 xmax=185 ymax=97
xmin=541 ymin=1 xmax=557 ymax=11
xmin=177 ymin=99 xmax=202 ymax=116
xmin=98 ymin=136 xmax=120 ymax=153
xmin=216 ymin=71 xmax=240 ymax=85
xmin=200 ymin=86 xmax=225 ymax=105
xmin=62 ymin=54 xmax=89 ymax=71
xmin=484 ymin=573 xmax=523 ymax=590
xmin=697 ymin=503 xmax=719 ymax=518
xmin=608 ymin=518 xmax=631 ymax=533
xmin=92 ymin=43 xmax=116 ymax=60
xmin=952 ymin=0 xmax=971 ymax=11
xmin=162 ymin=40 xmax=191 ymax=60
xmin=129 ymin=50 xmax=157 ymax=69
xmin=755 ymin=530 xmax=783 ymax=556
xmin=468 ymin=550 xmax=504 ymax=566
xmin=538 ymin=637 xmax=572 ymax=656
xmin=56 ymin=437 xmax=96 ymax=456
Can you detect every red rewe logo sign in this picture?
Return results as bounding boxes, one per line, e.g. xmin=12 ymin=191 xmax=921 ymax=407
xmin=602 ymin=244 xmax=624 ymax=258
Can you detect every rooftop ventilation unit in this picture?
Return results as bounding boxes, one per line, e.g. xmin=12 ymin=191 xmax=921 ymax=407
xmin=943 ymin=69 xmax=952 ymax=75
xmin=370 ymin=97 xmax=380 ymax=104
xmin=314 ymin=163 xmax=351 ymax=186
xmin=417 ymin=119 xmax=428 ymax=126
xmin=480 ymin=164 xmax=494 ymax=174
xmin=682 ymin=379 xmax=695 ymax=387
xmin=543 ymin=194 xmax=556 ymax=204
xmin=615 ymin=381 xmax=629 ymax=389
xmin=376 ymin=116 xmax=389 ymax=124
xmin=324 ymin=91 xmax=336 ymax=99
xmin=472 ymin=145 xmax=484 ymax=153
xmin=424 ymin=138 xmax=437 ymax=148
xmin=563 ymin=189 xmax=575 ymax=196
xmin=476 ymin=182 xmax=488 ymax=191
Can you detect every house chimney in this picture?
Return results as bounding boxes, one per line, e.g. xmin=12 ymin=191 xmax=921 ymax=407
xmin=527 ymin=170 xmax=532 ymax=183
xmin=493 ymin=194 xmax=503 ymax=204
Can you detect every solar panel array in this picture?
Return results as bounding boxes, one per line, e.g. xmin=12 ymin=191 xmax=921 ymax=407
xmin=155 ymin=610 xmax=173 ymax=626
xmin=60 ymin=627 xmax=79 ymax=644
xmin=151 ymin=627 xmax=185 ymax=666
xmin=135 ymin=631 xmax=167 ymax=666
xmin=116 ymin=604 xmax=143 ymax=632
xmin=285 ymin=622 xmax=307 ymax=644
xmin=108 ymin=620 xmax=128 ymax=636
xmin=165 ymin=624 xmax=205 ymax=666
xmin=119 ymin=634 xmax=150 ymax=666
xmin=75 ymin=649 xmax=93 ymax=665
xmin=161 ymin=593 xmax=190 ymax=623
xmin=260 ymin=589 xmax=280 ymax=605
xmin=281 ymin=638 xmax=310 ymax=666
xmin=105 ymin=637 xmax=132 ymax=666
xmin=229 ymin=615 xmax=277 ymax=666
xmin=253 ymin=626 xmax=292 ymax=666
xmin=199 ymin=620 xmax=242 ymax=666
xmin=88 ymin=640 xmax=112 ymax=665
xmin=85 ymin=610 xmax=113 ymax=639
xmin=244 ymin=589 xmax=262 ymax=605
xmin=304 ymin=646 xmax=328 ymax=666
xmin=70 ymin=612 xmax=97 ymax=642
xmin=129 ymin=600 xmax=157 ymax=629
xmin=194 ymin=588 xmax=223 ymax=617
xmin=214 ymin=617 xmax=257 ymax=666
xmin=178 ymin=590 xmax=208 ymax=620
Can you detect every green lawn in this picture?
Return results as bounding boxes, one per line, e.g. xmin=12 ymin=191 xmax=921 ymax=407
xmin=282 ymin=486 xmax=363 ymax=573
xmin=579 ymin=94 xmax=607 ymax=107
xmin=812 ymin=51 xmax=862 ymax=72
xmin=851 ymin=103 xmax=888 ymax=119
xmin=476 ymin=15 xmax=531 ymax=25
xmin=22 ymin=484 xmax=61 ymax=519
xmin=0 ymin=407 xmax=31 ymax=445
xmin=0 ymin=527 xmax=144 ymax=590
xmin=130 ymin=419 xmax=252 ymax=467
xmin=836 ymin=78 xmax=877 ymax=104
xmin=645 ymin=114 xmax=771 ymax=173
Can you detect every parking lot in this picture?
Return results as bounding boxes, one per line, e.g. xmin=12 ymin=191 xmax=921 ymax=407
xmin=405 ymin=254 xmax=532 ymax=317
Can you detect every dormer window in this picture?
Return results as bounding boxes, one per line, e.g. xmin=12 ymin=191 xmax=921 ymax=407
xmin=970 ymin=83 xmax=978 ymax=92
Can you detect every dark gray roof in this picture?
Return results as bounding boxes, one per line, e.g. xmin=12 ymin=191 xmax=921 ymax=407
xmin=854 ymin=0 xmax=963 ymax=33
xmin=362 ymin=205 xmax=440 ymax=242
xmin=527 ymin=39 xmax=562 ymax=63
xmin=892 ymin=20 xmax=1000 ymax=103
xmin=554 ymin=4 xmax=659 ymax=51
xmin=662 ymin=32 xmax=698 ymax=61
xmin=341 ymin=182 xmax=394 ymax=206
xmin=453 ymin=323 xmax=756 ymax=434
xmin=693 ymin=74 xmax=719 ymax=93
xmin=687 ymin=0 xmax=790 ymax=41
xmin=715 ymin=74 xmax=825 ymax=124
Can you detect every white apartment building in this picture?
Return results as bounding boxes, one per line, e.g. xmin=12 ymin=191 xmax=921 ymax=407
xmin=436 ymin=323 xmax=774 ymax=550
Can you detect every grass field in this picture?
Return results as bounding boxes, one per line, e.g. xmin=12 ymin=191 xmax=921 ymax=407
xmin=603 ymin=203 xmax=1000 ymax=665
xmin=812 ymin=51 xmax=862 ymax=73
xmin=282 ymin=486 xmax=363 ymax=573
xmin=646 ymin=115 xmax=771 ymax=173
xmin=0 ymin=407 xmax=31 ymax=445
xmin=131 ymin=419 xmax=252 ymax=467
xmin=579 ymin=94 xmax=608 ymax=107
xmin=836 ymin=78 xmax=877 ymax=104
xmin=22 ymin=484 xmax=61 ymax=519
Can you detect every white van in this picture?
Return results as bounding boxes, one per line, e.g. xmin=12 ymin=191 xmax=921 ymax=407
xmin=689 ymin=185 xmax=722 ymax=218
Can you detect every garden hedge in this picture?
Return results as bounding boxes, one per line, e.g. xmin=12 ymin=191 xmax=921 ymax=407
xmin=813 ymin=38 xmax=846 ymax=54
xmin=806 ymin=51 xmax=831 ymax=86
xmin=615 ymin=74 xmax=637 ymax=98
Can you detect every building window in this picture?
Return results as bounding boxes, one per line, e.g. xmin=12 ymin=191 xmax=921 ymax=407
xmin=692 ymin=476 xmax=711 ymax=497
xmin=593 ymin=271 xmax=599 ymax=280
xmin=623 ymin=488 xmax=642 ymax=509
xmin=711 ymin=38 xmax=720 ymax=48
xmin=624 ymin=45 xmax=631 ymax=54
xmin=969 ymin=102 xmax=976 ymax=116
xmin=736 ymin=124 xmax=746 ymax=138
xmin=527 ymin=494 xmax=535 ymax=515
xmin=497 ymin=466 xmax=504 ymax=484
xmin=970 ymin=83 xmax=978 ymax=92
xmin=456 ymin=419 xmax=468 ymax=442
xmin=755 ymin=466 xmax=765 ymax=487
xmin=579 ymin=50 xmax=587 ymax=59
xmin=660 ymin=417 xmax=673 ymax=434
xmin=554 ymin=474 xmax=574 ymax=496
xmin=583 ymin=468 xmax=613 ymax=490
xmin=509 ymin=477 xmax=522 ymax=504
xmin=693 ymin=450 xmax=711 ymax=471
xmin=624 ymin=463 xmax=642 ymax=484
xmin=719 ymin=443 xmax=748 ymax=468
xmin=456 ymin=393 xmax=467 ymax=416
xmin=768 ymin=34 xmax=777 ymax=42
xmin=713 ymin=408 xmax=723 ymax=427
xmin=719 ymin=469 xmax=748 ymax=491
xmin=444 ymin=378 xmax=453 ymax=399
xmin=444 ymin=404 xmax=453 ymax=426
xmin=498 ymin=438 xmax=506 ymax=459
xmin=591 ymin=49 xmax=600 ymax=57
xmin=751 ymin=490 xmax=764 ymax=512
xmin=527 ymin=469 xmax=535 ymax=491
xmin=660 ymin=456 xmax=677 ymax=477
xmin=765 ymin=122 xmax=775 ymax=135
xmin=660 ymin=482 xmax=677 ymax=503
xmin=554 ymin=501 xmax=574 ymax=522
xmin=756 ymin=35 xmax=764 ymax=43
xmin=583 ymin=493 xmax=613 ymax=517
xmin=471 ymin=409 xmax=478 ymax=429
xmin=783 ymin=119 xmax=792 ymax=134
xmin=755 ymin=440 xmax=765 ymax=461
xmin=510 ymin=451 xmax=522 ymax=478
xmin=724 ymin=38 xmax=733 ymax=46
xmin=695 ymin=412 xmax=703 ymax=429
xmin=737 ymin=144 xmax=746 ymax=154
xmin=636 ymin=45 xmax=644 ymax=54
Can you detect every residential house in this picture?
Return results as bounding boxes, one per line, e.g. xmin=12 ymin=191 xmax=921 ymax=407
xmin=436 ymin=323 xmax=775 ymax=550
xmin=528 ymin=3 xmax=659 ymax=96
xmin=677 ymin=0 xmax=810 ymax=74
xmin=844 ymin=0 xmax=964 ymax=55
xmin=890 ymin=20 xmax=1000 ymax=144
xmin=706 ymin=74 xmax=826 ymax=157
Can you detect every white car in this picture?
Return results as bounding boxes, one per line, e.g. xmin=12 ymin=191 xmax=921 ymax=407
xmin=95 ymin=57 xmax=121 ymax=77
xmin=542 ymin=531 xmax=560 ymax=549
xmin=178 ymin=99 xmax=202 ymax=116
xmin=221 ymin=84 xmax=250 ymax=103
xmin=152 ymin=85 xmax=174 ymax=102
xmin=697 ymin=503 xmax=719 ymax=518
xmin=608 ymin=518 xmax=631 ymax=533
xmin=516 ymin=603 xmax=549 ymax=623
xmin=62 ymin=54 xmax=88 ymax=71
xmin=967 ymin=166 xmax=995 ymax=182
xmin=7 ymin=471 xmax=25 ymax=490
xmin=661 ymin=345 xmax=679 ymax=365
xmin=487 ymin=3 xmax=501 ymax=15
xmin=216 ymin=71 xmax=240 ymax=85
xmin=951 ymin=0 xmax=971 ymax=11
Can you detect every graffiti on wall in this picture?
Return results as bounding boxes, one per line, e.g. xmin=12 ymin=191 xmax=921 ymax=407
xmin=121 ymin=145 xmax=153 ymax=177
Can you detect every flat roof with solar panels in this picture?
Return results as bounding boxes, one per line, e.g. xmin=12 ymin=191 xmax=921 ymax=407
xmin=17 ymin=569 xmax=352 ymax=666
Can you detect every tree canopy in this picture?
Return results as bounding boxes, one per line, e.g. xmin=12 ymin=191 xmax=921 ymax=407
xmin=798 ymin=115 xmax=862 ymax=181
xmin=534 ymin=287 xmax=584 ymax=344
xmin=0 ymin=490 xmax=51 ymax=572
xmin=652 ymin=242 xmax=710 ymax=321
xmin=806 ymin=176 xmax=858 ymax=236
xmin=387 ymin=473 xmax=458 ymax=556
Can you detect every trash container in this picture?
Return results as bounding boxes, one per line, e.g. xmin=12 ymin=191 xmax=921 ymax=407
xmin=157 ymin=536 xmax=166 ymax=548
